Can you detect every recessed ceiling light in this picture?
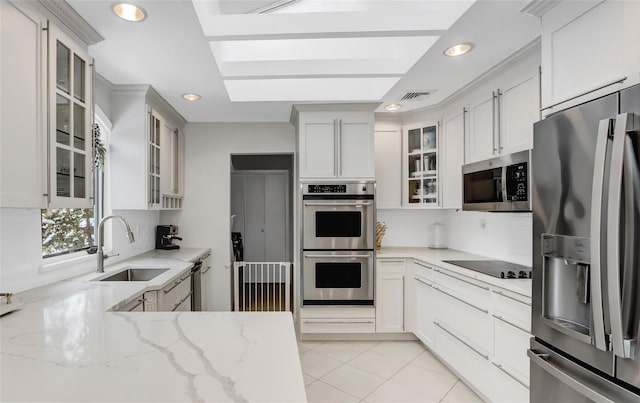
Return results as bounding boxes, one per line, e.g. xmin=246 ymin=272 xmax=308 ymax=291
xmin=112 ymin=3 xmax=147 ymax=22
xmin=182 ymin=93 xmax=202 ymax=101
xmin=444 ymin=42 xmax=474 ymax=57
xmin=384 ymin=104 xmax=402 ymax=111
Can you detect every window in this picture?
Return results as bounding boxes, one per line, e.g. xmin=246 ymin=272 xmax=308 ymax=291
xmin=41 ymin=120 xmax=107 ymax=259
xmin=41 ymin=208 xmax=95 ymax=258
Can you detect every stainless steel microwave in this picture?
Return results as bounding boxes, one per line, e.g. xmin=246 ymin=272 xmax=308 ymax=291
xmin=462 ymin=150 xmax=531 ymax=212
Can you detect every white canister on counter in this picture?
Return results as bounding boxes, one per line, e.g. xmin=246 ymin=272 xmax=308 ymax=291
xmin=428 ymin=222 xmax=447 ymax=249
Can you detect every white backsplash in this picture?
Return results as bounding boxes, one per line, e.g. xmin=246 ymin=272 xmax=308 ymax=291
xmin=377 ymin=209 xmax=532 ymax=266
xmin=0 ymin=208 xmax=158 ymax=293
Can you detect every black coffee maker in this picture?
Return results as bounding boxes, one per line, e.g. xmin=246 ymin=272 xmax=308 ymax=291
xmin=156 ymin=225 xmax=182 ymax=250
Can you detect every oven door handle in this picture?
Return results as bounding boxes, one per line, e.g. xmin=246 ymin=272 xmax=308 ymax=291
xmin=304 ymin=253 xmax=372 ymax=259
xmin=303 ymin=201 xmax=373 ymax=207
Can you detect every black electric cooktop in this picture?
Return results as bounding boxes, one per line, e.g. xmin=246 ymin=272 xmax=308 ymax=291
xmin=442 ymin=260 xmax=532 ymax=279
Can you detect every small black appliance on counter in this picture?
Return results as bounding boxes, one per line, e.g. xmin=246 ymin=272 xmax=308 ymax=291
xmin=156 ymin=225 xmax=182 ymax=250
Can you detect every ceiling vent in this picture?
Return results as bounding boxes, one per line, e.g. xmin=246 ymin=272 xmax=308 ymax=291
xmin=400 ymin=90 xmax=436 ymax=101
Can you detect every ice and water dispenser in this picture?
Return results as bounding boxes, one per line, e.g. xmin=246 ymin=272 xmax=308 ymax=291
xmin=541 ymin=234 xmax=594 ymax=344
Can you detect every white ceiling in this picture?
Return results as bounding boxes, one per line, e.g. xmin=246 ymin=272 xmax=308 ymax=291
xmin=68 ymin=0 xmax=541 ymax=123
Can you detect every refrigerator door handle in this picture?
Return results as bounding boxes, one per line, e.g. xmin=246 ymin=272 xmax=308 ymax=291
xmin=528 ymin=349 xmax=616 ymax=403
xmin=606 ymin=113 xmax=637 ymax=359
xmin=590 ymin=118 xmax=613 ymax=351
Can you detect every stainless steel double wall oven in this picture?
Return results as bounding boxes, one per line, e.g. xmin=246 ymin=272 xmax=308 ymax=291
xmin=301 ymin=181 xmax=375 ymax=305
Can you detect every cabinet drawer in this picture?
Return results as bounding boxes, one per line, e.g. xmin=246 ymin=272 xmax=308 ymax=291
xmin=377 ymin=259 xmax=406 ymax=273
xmin=434 ymin=268 xmax=490 ymax=310
xmin=494 ymin=315 xmax=531 ymax=386
xmin=113 ymin=294 xmax=146 ymax=312
xmin=493 ymin=289 xmax=531 ymax=332
xmin=413 ymin=260 xmax=434 ymax=281
xmin=157 ymin=272 xmax=191 ymax=311
xmin=489 ymin=361 xmax=530 ymax=403
xmin=434 ymin=324 xmax=490 ymax=401
xmin=300 ymin=318 xmax=375 ymax=334
xmin=434 ymin=286 xmax=492 ymax=354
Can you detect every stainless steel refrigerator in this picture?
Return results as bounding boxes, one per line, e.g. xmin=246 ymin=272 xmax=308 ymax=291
xmin=530 ymin=84 xmax=640 ymax=402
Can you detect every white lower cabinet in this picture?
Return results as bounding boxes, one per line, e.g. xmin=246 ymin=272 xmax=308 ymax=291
xmin=144 ymin=270 xmax=192 ymax=312
xmin=300 ymin=307 xmax=375 ymax=334
xmin=375 ymin=259 xmax=406 ymax=333
xmin=407 ymin=259 xmax=531 ymax=403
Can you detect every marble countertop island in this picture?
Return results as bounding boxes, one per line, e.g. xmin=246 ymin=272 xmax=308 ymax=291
xmin=0 ymin=251 xmax=306 ymax=402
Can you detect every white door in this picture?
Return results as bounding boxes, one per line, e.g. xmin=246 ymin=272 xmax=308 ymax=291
xmin=374 ymin=130 xmax=402 ymax=208
xmin=500 ymin=74 xmax=538 ymax=155
xmin=244 ymin=174 xmax=266 ymax=262
xmin=467 ymin=93 xmax=496 ymax=163
xmin=299 ymin=120 xmax=336 ymax=178
xmin=376 ymin=272 xmax=405 ymax=333
xmin=340 ymin=119 xmax=374 ymax=178
xmin=414 ymin=277 xmax=435 ymax=347
xmin=442 ymin=110 xmax=465 ymax=209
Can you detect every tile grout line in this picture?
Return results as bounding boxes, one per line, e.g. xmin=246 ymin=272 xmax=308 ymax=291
xmin=439 ymin=379 xmax=460 ymax=403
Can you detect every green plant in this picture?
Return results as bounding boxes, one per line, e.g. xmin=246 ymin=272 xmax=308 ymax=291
xmin=93 ymin=123 xmax=106 ymax=170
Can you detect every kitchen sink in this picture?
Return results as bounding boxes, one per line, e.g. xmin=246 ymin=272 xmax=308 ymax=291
xmin=95 ymin=267 xmax=169 ymax=282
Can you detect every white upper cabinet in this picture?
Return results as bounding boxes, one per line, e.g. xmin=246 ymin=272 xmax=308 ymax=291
xmin=294 ymin=105 xmax=377 ymax=180
xmin=466 ymin=62 xmax=539 ymax=163
xmin=540 ymin=0 xmax=640 ymax=114
xmin=0 ymin=1 xmax=44 ymax=208
xmin=1 ymin=1 xmax=101 ymax=209
xmin=402 ymin=122 xmax=440 ymax=207
xmin=441 ymin=109 xmax=465 ymax=209
xmin=110 ymin=86 xmax=185 ymax=210
xmin=374 ymin=128 xmax=402 ymax=209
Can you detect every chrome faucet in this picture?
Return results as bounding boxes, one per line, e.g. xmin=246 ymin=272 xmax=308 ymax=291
xmin=97 ymin=214 xmax=135 ymax=273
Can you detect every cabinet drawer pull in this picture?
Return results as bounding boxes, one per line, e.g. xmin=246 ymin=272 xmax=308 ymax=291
xmin=202 ymin=266 xmax=212 ymax=274
xmin=492 ymin=362 xmax=529 ymax=389
xmin=492 ymin=314 xmax=530 ymax=333
xmin=494 ymin=290 xmax=531 ymax=306
xmin=302 ymin=319 xmax=374 ymax=324
xmin=171 ymin=291 xmax=192 ymax=311
xmin=163 ymin=275 xmax=188 ymax=294
xmin=433 ymin=286 xmax=489 ymax=314
xmin=435 ymin=268 xmax=490 ymax=290
xmin=435 ymin=322 xmax=489 ymax=360
xmin=414 ymin=277 xmax=433 ymax=287
xmin=379 ymin=260 xmax=405 ymax=264
xmin=414 ymin=261 xmax=432 ymax=269
xmin=129 ymin=298 xmax=146 ymax=311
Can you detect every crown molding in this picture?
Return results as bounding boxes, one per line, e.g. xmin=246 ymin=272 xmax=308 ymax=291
xmin=520 ymin=0 xmax=561 ymax=17
xmin=37 ymin=0 xmax=103 ymax=46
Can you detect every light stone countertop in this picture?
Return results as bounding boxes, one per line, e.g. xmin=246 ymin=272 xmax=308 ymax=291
xmin=0 ymin=250 xmax=306 ymax=402
xmin=377 ymin=247 xmax=532 ymax=298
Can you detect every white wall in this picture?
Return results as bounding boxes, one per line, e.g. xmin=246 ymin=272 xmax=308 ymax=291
xmin=160 ymin=122 xmax=295 ymax=311
xmin=378 ymin=209 xmax=532 ymax=266
xmin=0 ymin=208 xmax=158 ymax=293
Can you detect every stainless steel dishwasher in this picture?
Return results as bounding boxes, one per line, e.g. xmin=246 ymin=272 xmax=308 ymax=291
xmin=191 ymin=253 xmax=210 ymax=311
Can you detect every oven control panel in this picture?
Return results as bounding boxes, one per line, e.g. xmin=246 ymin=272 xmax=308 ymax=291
xmin=303 ymin=182 xmax=374 ymax=196
xmin=505 ymin=163 xmax=528 ymax=201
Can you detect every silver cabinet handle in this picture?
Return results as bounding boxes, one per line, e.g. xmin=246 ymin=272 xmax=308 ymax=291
xmin=496 ymin=89 xmax=503 ymax=152
xmin=338 ymin=118 xmax=343 ymax=176
xmin=379 ymin=260 xmax=405 ymax=264
xmin=492 ymin=91 xmax=497 ymax=154
xmin=433 ymin=286 xmax=489 ymax=314
xmin=163 ymin=274 xmax=190 ymax=294
xmin=492 ymin=362 xmax=528 ymax=389
xmin=303 ymin=201 xmax=372 ymax=207
xmin=414 ymin=277 xmax=433 ymax=287
xmin=543 ymin=77 xmax=627 ymax=111
xmin=171 ymin=291 xmax=193 ymax=311
xmin=493 ymin=289 xmax=531 ymax=306
xmin=528 ymin=349 xmax=615 ymax=403
xmin=435 ymin=268 xmax=490 ymax=290
xmin=129 ymin=298 xmax=146 ymax=311
xmin=334 ymin=118 xmax=339 ymax=176
xmin=590 ymin=120 xmax=610 ymax=351
xmin=606 ymin=113 xmax=637 ymax=359
xmin=202 ymin=266 xmax=212 ymax=274
xmin=302 ymin=319 xmax=374 ymax=324
xmin=414 ymin=261 xmax=432 ymax=270
xmin=492 ymin=314 xmax=530 ymax=333
xmin=304 ymin=254 xmax=372 ymax=259
xmin=435 ymin=322 xmax=489 ymax=360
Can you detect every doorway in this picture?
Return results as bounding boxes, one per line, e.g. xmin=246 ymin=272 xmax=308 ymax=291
xmin=230 ymin=154 xmax=294 ymax=311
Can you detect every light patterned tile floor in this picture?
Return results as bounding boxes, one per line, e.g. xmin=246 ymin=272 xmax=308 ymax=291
xmin=299 ymin=340 xmax=484 ymax=403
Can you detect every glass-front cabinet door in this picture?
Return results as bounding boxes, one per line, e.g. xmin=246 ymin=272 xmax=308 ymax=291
xmin=404 ymin=122 xmax=439 ymax=207
xmin=49 ymin=24 xmax=93 ymax=208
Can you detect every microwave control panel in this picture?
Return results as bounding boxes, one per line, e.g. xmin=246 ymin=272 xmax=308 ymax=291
xmin=506 ymin=163 xmax=528 ymax=201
